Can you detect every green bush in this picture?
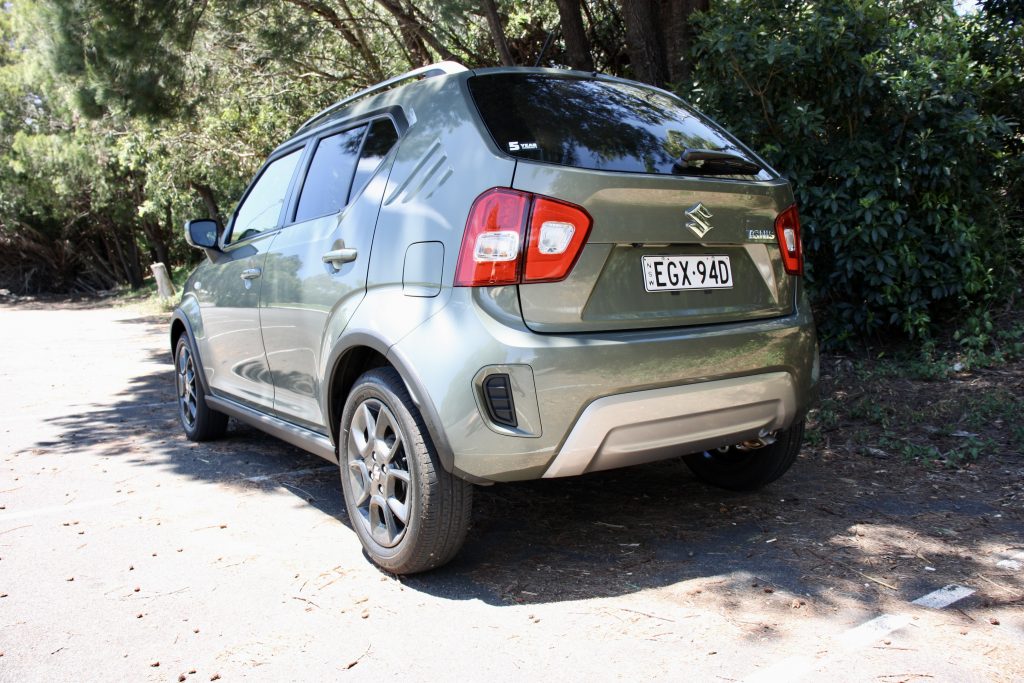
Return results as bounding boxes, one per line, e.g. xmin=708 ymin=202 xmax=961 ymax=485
xmin=691 ymin=0 xmax=1022 ymax=345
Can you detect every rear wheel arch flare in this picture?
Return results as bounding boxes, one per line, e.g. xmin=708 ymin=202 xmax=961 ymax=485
xmin=170 ymin=318 xmax=187 ymax=357
xmin=170 ymin=313 xmax=212 ymax=396
xmin=328 ymin=345 xmax=390 ymax=447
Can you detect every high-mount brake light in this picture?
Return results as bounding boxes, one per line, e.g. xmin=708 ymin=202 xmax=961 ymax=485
xmin=774 ymin=204 xmax=804 ymax=276
xmin=455 ymin=188 xmax=592 ymax=287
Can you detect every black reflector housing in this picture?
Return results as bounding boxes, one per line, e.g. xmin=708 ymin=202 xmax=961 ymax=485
xmin=483 ymin=374 xmax=517 ymax=427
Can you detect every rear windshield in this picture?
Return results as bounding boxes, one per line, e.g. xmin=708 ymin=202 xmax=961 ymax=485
xmin=468 ymin=73 xmax=769 ymax=179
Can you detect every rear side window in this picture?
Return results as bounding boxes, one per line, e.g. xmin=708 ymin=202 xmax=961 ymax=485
xmin=230 ymin=149 xmax=302 ymax=242
xmin=468 ymin=74 xmax=767 ymax=179
xmin=350 ymin=118 xmax=400 ymax=202
xmin=295 ymin=125 xmax=366 ymax=223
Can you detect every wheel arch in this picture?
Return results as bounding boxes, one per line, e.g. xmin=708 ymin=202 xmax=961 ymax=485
xmin=170 ymin=308 xmax=212 ymax=395
xmin=324 ymin=332 xmax=463 ymax=478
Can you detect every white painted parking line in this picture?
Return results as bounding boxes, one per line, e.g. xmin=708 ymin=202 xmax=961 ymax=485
xmin=743 ymin=614 xmax=914 ymax=683
xmin=841 ymin=613 xmax=913 ymax=647
xmin=744 ymin=578 xmax=986 ymax=682
xmin=994 ymin=550 xmax=1024 ymax=571
xmin=743 ymin=655 xmax=815 ymax=683
xmin=911 ymin=584 xmax=975 ymax=609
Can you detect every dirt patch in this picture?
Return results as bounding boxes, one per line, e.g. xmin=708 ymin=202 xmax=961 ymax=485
xmin=3 ymin=303 xmax=1022 ymax=680
xmin=453 ymin=353 xmax=1024 ymax=615
xmin=811 ymin=354 xmax=1024 ymax=469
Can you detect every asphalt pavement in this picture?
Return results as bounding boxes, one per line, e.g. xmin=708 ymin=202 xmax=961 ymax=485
xmin=0 ymin=302 xmax=1021 ymax=682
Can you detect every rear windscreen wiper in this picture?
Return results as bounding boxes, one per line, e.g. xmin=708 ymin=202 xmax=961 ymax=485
xmin=672 ymin=148 xmax=761 ymax=176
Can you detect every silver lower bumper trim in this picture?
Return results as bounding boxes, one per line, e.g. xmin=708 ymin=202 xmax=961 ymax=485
xmin=541 ymin=372 xmax=797 ymax=478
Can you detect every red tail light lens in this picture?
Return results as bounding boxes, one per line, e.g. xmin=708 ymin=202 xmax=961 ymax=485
xmin=455 ymin=188 xmax=592 ymax=287
xmin=774 ymin=204 xmax=803 ymax=276
xmin=454 ymin=189 xmax=530 ymax=286
xmin=523 ymin=197 xmax=592 ymax=283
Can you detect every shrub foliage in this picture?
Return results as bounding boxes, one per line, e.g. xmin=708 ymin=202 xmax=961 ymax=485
xmin=691 ymin=0 xmax=1023 ymax=343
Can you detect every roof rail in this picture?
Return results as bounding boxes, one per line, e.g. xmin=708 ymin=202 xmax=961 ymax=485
xmin=296 ymin=61 xmax=468 ymax=133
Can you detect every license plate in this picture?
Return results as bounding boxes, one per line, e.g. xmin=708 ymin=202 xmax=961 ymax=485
xmin=642 ymin=255 xmax=733 ymax=292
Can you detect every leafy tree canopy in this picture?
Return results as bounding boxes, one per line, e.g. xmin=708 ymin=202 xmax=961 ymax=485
xmin=0 ymin=0 xmax=1019 ymax=348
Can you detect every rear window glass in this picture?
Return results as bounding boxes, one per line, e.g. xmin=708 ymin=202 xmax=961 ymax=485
xmin=295 ymin=125 xmax=366 ymax=223
xmin=468 ymin=74 xmax=768 ymax=179
xmin=349 ymin=118 xmax=400 ymax=202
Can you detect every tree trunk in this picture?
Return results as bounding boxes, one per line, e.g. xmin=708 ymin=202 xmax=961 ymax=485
xmin=105 ymin=228 xmax=134 ymax=287
xmin=126 ymin=227 xmax=145 ymax=289
xmin=83 ymin=241 xmax=121 ymax=290
xmin=141 ymin=218 xmax=171 ymax=270
xmin=374 ymin=0 xmax=457 ymax=61
xmin=618 ymin=0 xmax=669 ymax=87
xmin=164 ymin=202 xmax=177 ymax=264
xmin=335 ymin=0 xmax=390 ymax=79
xmin=660 ymin=0 xmax=708 ymax=87
xmin=480 ymin=0 xmax=515 ymax=66
xmin=554 ymin=0 xmax=593 ymax=71
xmin=284 ymin=0 xmax=386 ymax=81
xmin=189 ymin=181 xmax=222 ymax=225
xmin=374 ymin=0 xmax=432 ymax=66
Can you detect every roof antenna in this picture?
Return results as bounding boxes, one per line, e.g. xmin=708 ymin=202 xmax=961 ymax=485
xmin=534 ymin=28 xmax=559 ymax=67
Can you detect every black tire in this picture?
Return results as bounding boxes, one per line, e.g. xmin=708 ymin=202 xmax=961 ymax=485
xmin=683 ymin=420 xmax=805 ymax=491
xmin=339 ymin=367 xmax=472 ymax=574
xmin=174 ymin=335 xmax=229 ymax=442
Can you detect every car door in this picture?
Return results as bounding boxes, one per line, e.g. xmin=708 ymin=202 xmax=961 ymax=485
xmin=260 ymin=117 xmax=400 ymax=431
xmin=196 ymin=146 xmax=305 ymax=409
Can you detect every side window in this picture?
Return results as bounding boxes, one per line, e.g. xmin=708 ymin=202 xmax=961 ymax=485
xmin=350 ymin=118 xmax=400 ymax=203
xmin=229 ymin=149 xmax=302 ymax=243
xmin=294 ymin=125 xmax=366 ymax=223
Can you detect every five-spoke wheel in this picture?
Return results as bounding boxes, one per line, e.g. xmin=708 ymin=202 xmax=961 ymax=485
xmin=339 ymin=368 xmax=472 ymax=574
xmin=346 ymin=398 xmax=412 ymax=548
xmin=173 ymin=335 xmax=228 ymax=442
xmin=176 ymin=342 xmax=199 ymax=430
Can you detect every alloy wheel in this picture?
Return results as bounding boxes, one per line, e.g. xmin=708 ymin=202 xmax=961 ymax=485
xmin=176 ymin=343 xmax=198 ymax=429
xmin=346 ymin=398 xmax=412 ymax=548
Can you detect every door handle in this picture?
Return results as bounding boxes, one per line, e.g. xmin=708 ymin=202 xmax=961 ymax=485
xmin=240 ymin=268 xmax=262 ymax=280
xmin=322 ymin=248 xmax=358 ymax=267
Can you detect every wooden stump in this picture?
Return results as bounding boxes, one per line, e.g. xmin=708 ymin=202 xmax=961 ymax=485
xmin=151 ymin=262 xmax=176 ymax=301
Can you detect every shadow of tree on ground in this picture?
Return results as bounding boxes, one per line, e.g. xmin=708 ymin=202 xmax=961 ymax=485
xmin=23 ymin=311 xmax=1024 ymax=616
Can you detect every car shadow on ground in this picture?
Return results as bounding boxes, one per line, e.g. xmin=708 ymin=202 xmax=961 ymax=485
xmin=26 ymin=313 xmax=1024 ymax=615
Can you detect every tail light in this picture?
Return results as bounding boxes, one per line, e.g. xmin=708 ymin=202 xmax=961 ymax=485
xmin=774 ymin=204 xmax=803 ymax=276
xmin=455 ymin=188 xmax=592 ymax=286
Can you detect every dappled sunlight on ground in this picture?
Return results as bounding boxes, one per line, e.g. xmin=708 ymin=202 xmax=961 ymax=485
xmin=2 ymin=302 xmax=1022 ymax=680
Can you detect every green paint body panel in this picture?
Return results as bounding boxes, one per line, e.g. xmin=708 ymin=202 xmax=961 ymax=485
xmin=512 ymin=162 xmax=796 ymax=332
xmin=174 ymin=64 xmax=818 ymax=485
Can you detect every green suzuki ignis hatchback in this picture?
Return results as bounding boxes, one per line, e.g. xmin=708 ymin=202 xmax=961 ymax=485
xmin=172 ymin=62 xmax=818 ymax=574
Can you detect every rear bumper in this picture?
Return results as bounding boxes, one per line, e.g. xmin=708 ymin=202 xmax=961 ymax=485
xmin=388 ymin=285 xmax=817 ymax=483
xmin=541 ymin=372 xmax=796 ymax=478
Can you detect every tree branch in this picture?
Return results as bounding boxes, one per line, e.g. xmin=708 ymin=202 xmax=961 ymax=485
xmin=481 ymin=0 xmax=515 ymax=66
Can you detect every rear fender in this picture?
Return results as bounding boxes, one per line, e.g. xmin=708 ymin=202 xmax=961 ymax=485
xmin=322 ymin=321 xmax=473 ymax=480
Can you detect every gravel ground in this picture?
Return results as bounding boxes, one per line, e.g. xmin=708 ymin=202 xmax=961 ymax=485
xmin=0 ymin=301 xmax=1021 ymax=682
